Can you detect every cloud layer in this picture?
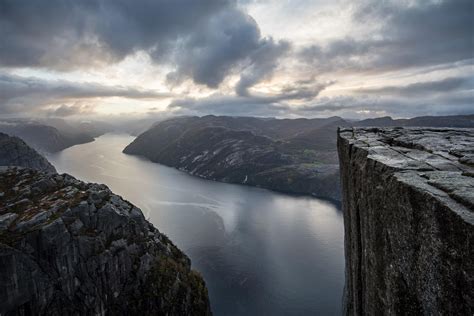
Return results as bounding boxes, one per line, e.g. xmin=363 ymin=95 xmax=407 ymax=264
xmin=0 ymin=0 xmax=472 ymax=119
xmin=0 ymin=0 xmax=287 ymax=90
xmin=0 ymin=74 xmax=172 ymax=114
xmin=300 ymin=0 xmax=474 ymax=73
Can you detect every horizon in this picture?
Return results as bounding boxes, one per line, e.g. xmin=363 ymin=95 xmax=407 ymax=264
xmin=1 ymin=1 xmax=473 ymax=120
xmin=1 ymin=112 xmax=474 ymax=125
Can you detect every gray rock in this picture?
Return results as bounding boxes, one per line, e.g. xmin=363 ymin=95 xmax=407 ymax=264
xmin=0 ymin=213 xmax=18 ymax=230
xmin=0 ymin=167 xmax=211 ymax=315
xmin=338 ymin=127 xmax=474 ymax=315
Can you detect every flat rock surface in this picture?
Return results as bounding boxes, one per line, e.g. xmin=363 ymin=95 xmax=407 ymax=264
xmin=339 ymin=127 xmax=474 ymax=217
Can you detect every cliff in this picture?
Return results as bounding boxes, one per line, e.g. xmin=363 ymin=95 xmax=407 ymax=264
xmin=0 ymin=133 xmax=56 ymax=173
xmin=0 ymin=167 xmax=211 ymax=315
xmin=338 ymin=127 xmax=473 ymax=315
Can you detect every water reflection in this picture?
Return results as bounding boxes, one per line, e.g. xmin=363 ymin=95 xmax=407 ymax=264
xmin=48 ymin=134 xmax=344 ymax=316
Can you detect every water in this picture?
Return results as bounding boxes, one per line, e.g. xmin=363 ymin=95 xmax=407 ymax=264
xmin=48 ymin=133 xmax=345 ymax=316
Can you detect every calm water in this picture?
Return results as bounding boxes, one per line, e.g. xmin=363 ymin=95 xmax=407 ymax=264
xmin=48 ymin=134 xmax=345 ymax=316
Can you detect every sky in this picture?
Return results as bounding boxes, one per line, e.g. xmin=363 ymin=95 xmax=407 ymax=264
xmin=0 ymin=0 xmax=473 ymax=120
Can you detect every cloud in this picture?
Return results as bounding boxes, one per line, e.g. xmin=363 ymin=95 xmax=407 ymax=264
xmin=300 ymin=0 xmax=474 ymax=73
xmin=0 ymin=74 xmax=173 ymax=114
xmin=1 ymin=0 xmax=472 ymax=119
xmin=355 ymin=76 xmax=474 ymax=96
xmin=235 ymin=38 xmax=290 ymax=96
xmin=0 ymin=0 xmax=229 ymax=67
xmin=0 ymin=0 xmax=287 ymax=89
xmin=47 ymin=103 xmax=95 ymax=117
xmin=168 ymin=94 xmax=285 ymax=117
xmin=167 ymin=90 xmax=474 ymax=119
xmin=292 ymin=91 xmax=474 ymax=118
xmin=167 ymin=80 xmax=333 ymax=116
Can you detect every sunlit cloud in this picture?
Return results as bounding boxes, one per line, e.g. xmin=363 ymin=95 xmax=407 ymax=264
xmin=0 ymin=0 xmax=472 ymax=119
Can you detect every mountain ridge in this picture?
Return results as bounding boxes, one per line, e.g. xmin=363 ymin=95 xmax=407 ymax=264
xmin=123 ymin=114 xmax=474 ymax=201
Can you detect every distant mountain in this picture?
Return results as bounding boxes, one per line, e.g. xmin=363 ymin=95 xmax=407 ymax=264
xmin=0 ymin=119 xmax=110 ymax=153
xmin=355 ymin=114 xmax=474 ymax=128
xmin=0 ymin=132 xmax=56 ymax=173
xmin=40 ymin=118 xmax=112 ymax=139
xmin=123 ymin=114 xmax=474 ymax=201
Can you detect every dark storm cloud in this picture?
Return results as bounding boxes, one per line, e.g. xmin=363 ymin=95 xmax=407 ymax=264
xmin=167 ymin=8 xmax=265 ymax=88
xmin=356 ymin=76 xmax=474 ymax=96
xmin=0 ymin=0 xmax=287 ymax=88
xmin=0 ymin=74 xmax=172 ymax=114
xmin=0 ymin=0 xmax=228 ymax=67
xmin=235 ymin=38 xmax=290 ymax=96
xmin=300 ymin=0 xmax=474 ymax=73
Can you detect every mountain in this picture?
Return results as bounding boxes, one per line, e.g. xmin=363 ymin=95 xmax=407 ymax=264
xmin=123 ymin=114 xmax=474 ymax=201
xmin=355 ymin=114 xmax=474 ymax=127
xmin=0 ymin=137 xmax=211 ymax=314
xmin=0 ymin=119 xmax=111 ymax=153
xmin=124 ymin=115 xmax=343 ymax=200
xmin=0 ymin=132 xmax=56 ymax=173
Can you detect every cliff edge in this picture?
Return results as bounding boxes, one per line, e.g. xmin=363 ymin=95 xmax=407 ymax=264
xmin=338 ymin=127 xmax=473 ymax=315
xmin=0 ymin=167 xmax=211 ymax=315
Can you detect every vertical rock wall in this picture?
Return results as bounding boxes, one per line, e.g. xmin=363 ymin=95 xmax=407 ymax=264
xmin=338 ymin=127 xmax=473 ymax=315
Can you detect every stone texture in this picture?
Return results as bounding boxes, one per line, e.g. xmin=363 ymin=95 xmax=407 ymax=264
xmin=0 ymin=133 xmax=56 ymax=173
xmin=338 ymin=127 xmax=473 ymax=315
xmin=0 ymin=167 xmax=211 ymax=315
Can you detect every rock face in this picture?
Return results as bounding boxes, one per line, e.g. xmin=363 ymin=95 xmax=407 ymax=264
xmin=338 ymin=127 xmax=474 ymax=315
xmin=124 ymin=115 xmax=342 ymax=200
xmin=0 ymin=133 xmax=56 ymax=173
xmin=0 ymin=167 xmax=211 ymax=315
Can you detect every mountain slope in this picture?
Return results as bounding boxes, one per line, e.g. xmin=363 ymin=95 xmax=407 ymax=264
xmin=0 ymin=120 xmax=101 ymax=153
xmin=0 ymin=132 xmax=56 ymax=173
xmin=124 ymin=116 xmax=342 ymax=200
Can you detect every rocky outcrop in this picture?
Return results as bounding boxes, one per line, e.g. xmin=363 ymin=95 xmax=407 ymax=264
xmin=0 ymin=133 xmax=56 ymax=173
xmin=338 ymin=127 xmax=473 ymax=315
xmin=0 ymin=167 xmax=211 ymax=315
